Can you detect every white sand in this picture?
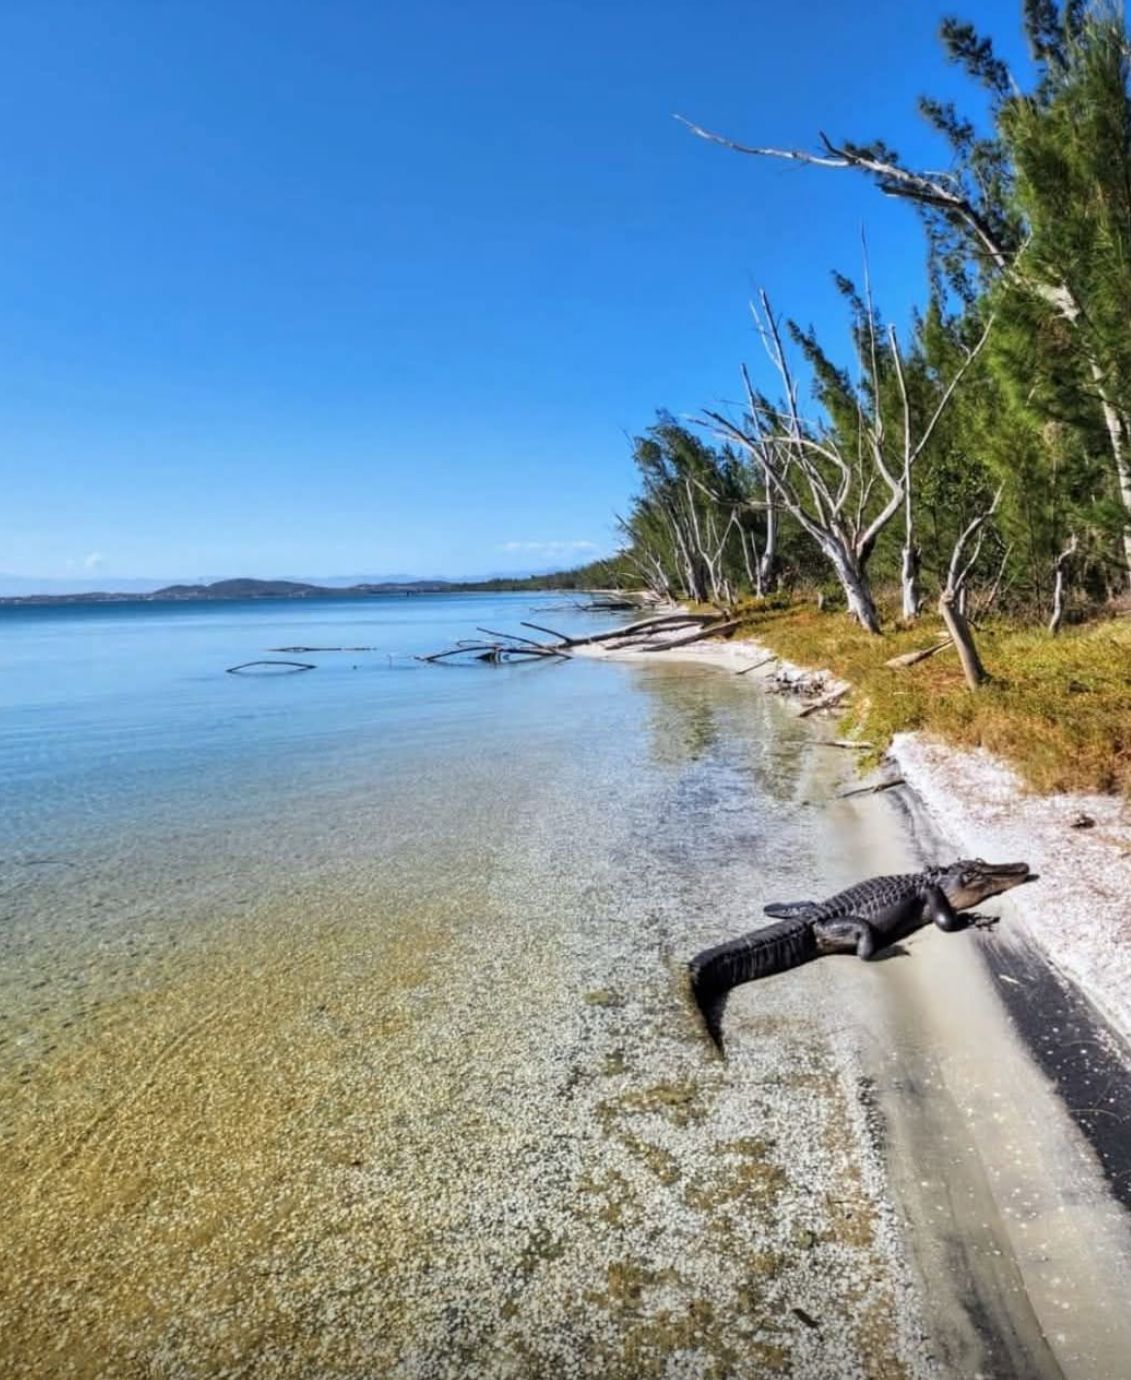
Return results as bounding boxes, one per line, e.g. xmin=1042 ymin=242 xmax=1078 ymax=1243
xmin=585 ymin=626 xmax=1131 ymax=1047
xmin=892 ymin=733 xmax=1131 ymax=1038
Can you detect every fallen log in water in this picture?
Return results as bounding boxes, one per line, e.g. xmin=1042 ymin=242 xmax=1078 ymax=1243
xmin=420 ymin=609 xmax=729 ymax=667
xmin=416 ymin=637 xmax=569 ymax=665
xmin=227 ymin=660 xmax=316 ymax=674
xmin=477 ymin=627 xmax=572 ymax=656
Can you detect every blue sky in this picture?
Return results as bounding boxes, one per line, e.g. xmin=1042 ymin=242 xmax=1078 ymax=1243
xmin=0 ymin=0 xmax=1031 ymax=586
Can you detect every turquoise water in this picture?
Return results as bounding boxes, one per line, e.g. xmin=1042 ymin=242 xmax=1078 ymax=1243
xmin=6 ymin=592 xmax=915 ymax=1378
xmin=1 ymin=594 xmax=630 ymax=856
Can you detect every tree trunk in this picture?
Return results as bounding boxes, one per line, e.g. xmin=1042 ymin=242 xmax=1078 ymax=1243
xmin=939 ymin=593 xmax=989 ymax=688
xmin=1091 ymin=366 xmax=1131 ymax=584
xmin=824 ymin=540 xmax=882 ymax=633
xmin=739 ymin=526 xmax=760 ymax=596
xmin=759 ymin=463 xmax=777 ymax=594
xmin=900 ymin=543 xmax=920 ymax=620
xmin=1048 ymin=533 xmax=1078 ymax=635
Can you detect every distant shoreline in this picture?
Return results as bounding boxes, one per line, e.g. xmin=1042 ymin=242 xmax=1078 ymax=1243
xmin=0 ymin=577 xmax=573 ymax=607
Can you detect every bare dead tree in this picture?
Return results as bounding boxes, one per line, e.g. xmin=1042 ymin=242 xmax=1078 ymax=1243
xmin=939 ymin=485 xmax=1003 ymax=688
xmin=968 ymin=540 xmax=1012 ymax=622
xmin=1048 ymin=532 xmax=1079 ymax=635
xmin=675 ymin=115 xmax=1131 ymax=579
xmin=704 ymin=291 xmax=991 ymax=634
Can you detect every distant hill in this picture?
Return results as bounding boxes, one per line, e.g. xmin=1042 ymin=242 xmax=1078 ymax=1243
xmin=0 ymin=558 xmax=633 ymax=606
xmin=152 ymin=579 xmax=331 ymax=599
xmin=0 ymin=576 xmax=546 ymax=606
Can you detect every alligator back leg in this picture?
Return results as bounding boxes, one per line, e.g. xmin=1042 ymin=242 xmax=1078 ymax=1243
xmin=812 ymin=916 xmax=879 ymax=959
xmin=762 ymin=900 xmax=817 ymax=919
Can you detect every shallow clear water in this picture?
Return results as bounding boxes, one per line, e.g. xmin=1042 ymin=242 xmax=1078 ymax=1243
xmin=4 ymin=594 xmax=939 ymax=1377
xmin=1 ymin=595 xmax=639 ymax=854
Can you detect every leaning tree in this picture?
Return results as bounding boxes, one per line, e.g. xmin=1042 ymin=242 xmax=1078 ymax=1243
xmin=704 ymin=290 xmax=991 ymax=633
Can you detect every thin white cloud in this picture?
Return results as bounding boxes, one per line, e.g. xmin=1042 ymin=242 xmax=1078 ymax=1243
xmin=83 ymin=551 xmax=105 ymax=570
xmin=499 ymin=540 xmax=598 ymax=554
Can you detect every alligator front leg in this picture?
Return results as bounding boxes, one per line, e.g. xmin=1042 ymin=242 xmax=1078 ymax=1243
xmin=813 ymin=917 xmax=879 ymax=960
xmin=923 ymin=885 xmax=964 ymax=933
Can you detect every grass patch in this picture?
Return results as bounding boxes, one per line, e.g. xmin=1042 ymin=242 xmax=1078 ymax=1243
xmin=730 ymin=600 xmax=1131 ymax=795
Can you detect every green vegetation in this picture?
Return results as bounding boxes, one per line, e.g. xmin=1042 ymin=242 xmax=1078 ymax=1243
xmin=731 ymin=600 xmax=1131 ymax=795
xmin=553 ymin=2 xmax=1131 ymax=793
xmin=607 ymin=3 xmax=1131 ymax=655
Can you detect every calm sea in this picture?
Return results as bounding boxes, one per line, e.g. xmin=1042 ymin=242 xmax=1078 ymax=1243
xmin=1 ymin=592 xmax=899 ymax=1377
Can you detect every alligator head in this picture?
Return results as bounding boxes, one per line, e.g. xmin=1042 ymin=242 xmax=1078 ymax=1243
xmin=936 ymin=859 xmax=1036 ymax=912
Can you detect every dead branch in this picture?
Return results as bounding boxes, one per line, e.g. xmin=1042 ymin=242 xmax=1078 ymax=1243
xmin=940 ymin=485 xmax=1002 ymax=689
xmin=524 ymin=611 xmax=718 ymax=649
xmin=477 ymin=626 xmax=571 ymax=655
xmin=416 ymin=643 xmax=565 ymax=665
xmin=226 ymin=660 xmax=315 ymax=674
xmin=884 ymin=639 xmax=951 ymax=669
xmin=797 ymin=685 xmax=850 ymax=717
xmin=736 ymin=655 xmax=778 ymax=675
xmin=838 ymin=776 xmax=906 ymax=798
xmin=631 ymin=618 xmax=742 ymax=651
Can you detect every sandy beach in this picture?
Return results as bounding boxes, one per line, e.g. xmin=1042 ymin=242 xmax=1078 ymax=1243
xmin=576 ymin=628 xmax=1131 ymax=1377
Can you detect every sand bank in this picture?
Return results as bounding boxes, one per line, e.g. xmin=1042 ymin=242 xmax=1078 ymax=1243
xmin=581 ymin=631 xmax=1131 ymax=1377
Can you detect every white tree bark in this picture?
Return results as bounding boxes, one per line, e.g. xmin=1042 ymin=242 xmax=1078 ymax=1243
xmin=938 ymin=487 xmax=1002 ymax=689
xmin=676 ymin=117 xmax=1131 ymax=583
xmin=1048 ymin=532 xmax=1078 ymax=635
xmin=703 ymin=294 xmax=989 ymax=634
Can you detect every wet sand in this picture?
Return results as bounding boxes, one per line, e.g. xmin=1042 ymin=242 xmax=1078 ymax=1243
xmin=3 ymin=653 xmax=1131 ymax=1377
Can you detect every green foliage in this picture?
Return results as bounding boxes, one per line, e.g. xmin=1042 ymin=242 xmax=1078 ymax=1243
xmin=606 ymin=1 xmax=1131 ymax=636
xmin=732 ymin=601 xmax=1131 ymax=795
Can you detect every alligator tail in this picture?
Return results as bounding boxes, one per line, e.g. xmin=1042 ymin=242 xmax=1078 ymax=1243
xmin=688 ymin=917 xmax=819 ymax=1054
xmin=763 ymin=900 xmax=818 ymax=919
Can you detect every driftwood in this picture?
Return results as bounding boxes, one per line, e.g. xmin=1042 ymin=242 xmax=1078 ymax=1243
xmin=417 ymin=641 xmax=566 ymax=665
xmin=420 ymin=609 xmax=729 ymax=668
xmin=797 ymin=685 xmax=850 ymax=718
xmin=817 ymin=739 xmax=874 ymax=750
xmin=838 ymin=776 xmax=906 ymax=799
xmin=735 ymin=655 xmax=777 ymax=675
xmin=632 ymin=618 xmax=742 ymax=651
xmin=520 ymin=611 xmax=715 ymax=650
xmin=227 ymin=660 xmax=315 ymax=674
xmin=884 ymin=638 xmax=951 ymax=669
xmin=477 ymin=626 xmax=571 ymax=656
xmin=269 ymin=645 xmax=376 ymax=653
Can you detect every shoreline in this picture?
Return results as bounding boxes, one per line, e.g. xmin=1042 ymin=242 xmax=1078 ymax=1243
xmin=582 ymin=629 xmax=1131 ymax=1376
xmin=578 ymin=628 xmax=1131 ymax=1051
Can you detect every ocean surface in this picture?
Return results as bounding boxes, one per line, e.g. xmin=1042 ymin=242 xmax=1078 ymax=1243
xmin=7 ymin=593 xmax=1131 ymax=1378
xmin=0 ymin=592 xmax=1009 ymax=1377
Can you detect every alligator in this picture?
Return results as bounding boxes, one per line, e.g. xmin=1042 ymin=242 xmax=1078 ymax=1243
xmin=689 ymin=859 xmax=1036 ymax=1053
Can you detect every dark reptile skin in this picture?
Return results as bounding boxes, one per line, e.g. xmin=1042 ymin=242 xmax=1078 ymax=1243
xmin=689 ymin=870 xmax=945 ymax=1050
xmin=790 ymin=869 xmax=945 ymax=924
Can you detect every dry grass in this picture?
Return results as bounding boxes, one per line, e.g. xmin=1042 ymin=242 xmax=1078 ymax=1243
xmin=731 ymin=600 xmax=1131 ymax=796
